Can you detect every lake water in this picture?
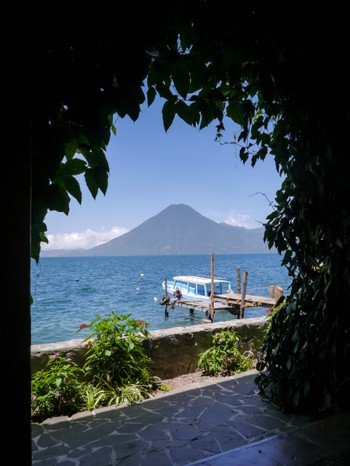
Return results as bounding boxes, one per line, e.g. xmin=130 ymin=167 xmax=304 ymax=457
xmin=31 ymin=253 xmax=290 ymax=345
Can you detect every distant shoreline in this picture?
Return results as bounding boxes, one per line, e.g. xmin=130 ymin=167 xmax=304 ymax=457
xmin=39 ymin=251 xmax=277 ymax=258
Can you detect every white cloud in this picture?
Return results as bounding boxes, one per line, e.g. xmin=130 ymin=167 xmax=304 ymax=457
xmin=224 ymin=212 xmax=258 ymax=229
xmin=42 ymin=227 xmax=129 ymax=250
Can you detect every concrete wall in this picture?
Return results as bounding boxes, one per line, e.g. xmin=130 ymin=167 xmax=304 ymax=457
xmin=31 ymin=317 xmax=268 ymax=379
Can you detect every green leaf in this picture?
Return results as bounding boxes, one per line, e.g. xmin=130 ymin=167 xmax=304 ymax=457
xmin=172 ymin=66 xmax=190 ymax=99
xmin=85 ymin=169 xmax=98 ymax=198
xmin=156 ymin=82 xmax=176 ymax=100
xmin=64 ymin=140 xmax=78 ymax=159
xmin=226 ymin=100 xmax=245 ymax=126
xmin=46 ymin=185 xmax=70 ymax=214
xmin=189 ymin=64 xmax=209 ymax=93
xmin=64 ymin=175 xmax=82 ymax=204
xmin=147 ymin=86 xmax=156 ymax=106
xmin=162 ymin=101 xmax=176 ymax=131
xmin=175 ymin=100 xmax=196 ymax=126
xmin=239 ymin=146 xmax=249 ymax=163
xmin=84 ymin=147 xmax=109 ymax=171
xmin=60 ymin=158 xmax=87 ymax=176
xmin=85 ymin=167 xmax=108 ymax=199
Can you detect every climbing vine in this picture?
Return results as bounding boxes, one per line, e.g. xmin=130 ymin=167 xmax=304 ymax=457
xmin=32 ymin=3 xmax=349 ymax=414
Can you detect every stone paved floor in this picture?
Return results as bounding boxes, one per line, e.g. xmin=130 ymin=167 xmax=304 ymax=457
xmin=31 ymin=370 xmax=350 ymax=465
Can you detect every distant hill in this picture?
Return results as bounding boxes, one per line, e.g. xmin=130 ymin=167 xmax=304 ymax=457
xmin=41 ymin=204 xmax=274 ymax=257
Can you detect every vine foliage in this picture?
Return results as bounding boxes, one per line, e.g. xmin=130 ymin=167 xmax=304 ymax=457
xmin=32 ymin=4 xmax=349 ymax=414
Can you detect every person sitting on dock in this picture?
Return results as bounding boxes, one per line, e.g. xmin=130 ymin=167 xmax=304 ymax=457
xmin=169 ymin=287 xmax=182 ymax=309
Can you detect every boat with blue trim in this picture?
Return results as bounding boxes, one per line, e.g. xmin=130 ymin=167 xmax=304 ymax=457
xmin=161 ymin=275 xmax=232 ymax=301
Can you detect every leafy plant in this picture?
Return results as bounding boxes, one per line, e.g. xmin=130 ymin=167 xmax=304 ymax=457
xmin=31 ymin=353 xmax=86 ymax=422
xmin=197 ymin=330 xmax=254 ymax=376
xmin=31 ymin=313 xmax=158 ymax=422
xmin=78 ymin=311 xmax=157 ymax=407
xmin=255 ymin=293 xmax=347 ymax=415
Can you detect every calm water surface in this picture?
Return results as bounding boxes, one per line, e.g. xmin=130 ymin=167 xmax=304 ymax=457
xmin=31 ymin=254 xmax=290 ymax=345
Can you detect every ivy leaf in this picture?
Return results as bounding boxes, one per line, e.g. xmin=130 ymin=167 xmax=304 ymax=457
xmin=226 ymin=100 xmax=245 ymax=126
xmin=172 ymin=66 xmax=190 ymax=99
xmin=197 ymin=100 xmax=217 ymax=129
xmin=64 ymin=175 xmax=82 ymax=204
xmin=147 ymin=86 xmax=156 ymax=106
xmin=175 ymin=100 xmax=196 ymax=126
xmin=60 ymin=158 xmax=87 ymax=176
xmin=162 ymin=100 xmax=176 ymax=131
xmin=46 ymin=184 xmax=70 ymax=214
xmin=64 ymin=139 xmax=79 ymax=159
xmin=239 ymin=146 xmax=249 ymax=163
xmin=156 ymin=82 xmax=176 ymax=100
xmin=84 ymin=147 xmax=109 ymax=171
xmin=85 ymin=166 xmax=109 ymax=198
xmin=189 ymin=64 xmax=209 ymax=93
xmin=85 ymin=169 xmax=98 ymax=198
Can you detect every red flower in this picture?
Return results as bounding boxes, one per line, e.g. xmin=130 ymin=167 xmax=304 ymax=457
xmin=80 ymin=323 xmax=88 ymax=329
xmin=135 ymin=319 xmax=149 ymax=328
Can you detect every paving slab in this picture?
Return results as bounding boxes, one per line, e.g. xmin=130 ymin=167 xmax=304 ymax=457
xmin=31 ymin=370 xmax=350 ymax=465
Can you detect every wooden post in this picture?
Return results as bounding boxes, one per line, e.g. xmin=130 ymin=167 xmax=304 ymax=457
xmin=274 ymin=286 xmax=283 ymax=303
xmin=269 ymin=285 xmax=284 ymax=304
xmin=240 ymin=271 xmax=248 ymax=318
xmin=236 ymin=267 xmax=241 ymax=293
xmin=210 ymin=253 xmax=215 ymax=321
xmin=164 ymin=276 xmax=169 ymax=317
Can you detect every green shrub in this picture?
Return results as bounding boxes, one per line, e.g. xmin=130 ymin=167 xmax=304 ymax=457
xmin=31 ymin=312 xmax=158 ymax=422
xmin=197 ymin=330 xmax=254 ymax=376
xmin=31 ymin=353 xmax=86 ymax=422
xmin=78 ymin=311 xmax=157 ymax=407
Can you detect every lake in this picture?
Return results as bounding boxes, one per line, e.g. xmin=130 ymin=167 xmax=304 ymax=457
xmin=31 ymin=253 xmax=290 ymax=345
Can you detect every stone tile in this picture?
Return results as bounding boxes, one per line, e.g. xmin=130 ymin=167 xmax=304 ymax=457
xmin=31 ymin=374 xmax=350 ymax=466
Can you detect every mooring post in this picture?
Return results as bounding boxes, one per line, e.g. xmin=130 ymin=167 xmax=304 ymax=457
xmin=210 ymin=253 xmax=215 ymax=321
xmin=240 ymin=271 xmax=248 ymax=318
xmin=164 ymin=276 xmax=169 ymax=317
xmin=236 ymin=267 xmax=241 ymax=293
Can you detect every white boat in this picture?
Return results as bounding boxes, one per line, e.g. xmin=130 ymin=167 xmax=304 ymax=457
xmin=161 ymin=275 xmax=233 ymax=302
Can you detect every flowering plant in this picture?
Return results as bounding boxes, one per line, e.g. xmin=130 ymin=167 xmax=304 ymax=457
xmin=78 ymin=311 xmax=156 ymax=406
xmin=31 ymin=353 xmax=86 ymax=422
xmin=31 ymin=312 xmax=157 ymax=422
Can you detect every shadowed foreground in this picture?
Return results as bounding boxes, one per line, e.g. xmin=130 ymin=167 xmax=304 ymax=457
xmin=32 ymin=370 xmax=350 ymax=465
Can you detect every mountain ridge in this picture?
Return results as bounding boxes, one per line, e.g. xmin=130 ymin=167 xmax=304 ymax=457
xmin=41 ymin=204 xmax=274 ymax=257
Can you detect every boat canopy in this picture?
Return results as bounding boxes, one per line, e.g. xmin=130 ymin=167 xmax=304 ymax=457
xmin=169 ymin=276 xmax=232 ymax=297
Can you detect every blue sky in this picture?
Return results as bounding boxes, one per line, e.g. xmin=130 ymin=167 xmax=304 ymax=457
xmin=43 ymin=97 xmax=283 ymax=250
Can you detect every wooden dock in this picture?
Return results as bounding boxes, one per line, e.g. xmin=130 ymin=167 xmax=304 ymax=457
xmin=173 ymin=291 xmax=278 ymax=319
xmin=214 ymin=291 xmax=277 ymax=309
xmin=162 ymin=254 xmax=284 ymax=321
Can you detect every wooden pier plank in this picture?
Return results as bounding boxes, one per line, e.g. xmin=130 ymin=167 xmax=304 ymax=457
xmin=214 ymin=292 xmax=276 ymax=308
xmin=172 ymin=291 xmax=276 ymax=317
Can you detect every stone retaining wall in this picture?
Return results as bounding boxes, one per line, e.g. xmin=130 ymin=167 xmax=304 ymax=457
xmin=31 ymin=317 xmax=267 ymax=379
